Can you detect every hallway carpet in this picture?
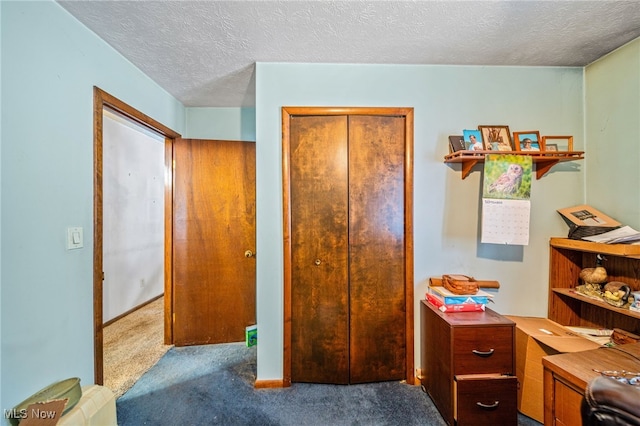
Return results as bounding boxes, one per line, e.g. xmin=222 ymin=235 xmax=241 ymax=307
xmin=104 ymin=297 xmax=172 ymax=398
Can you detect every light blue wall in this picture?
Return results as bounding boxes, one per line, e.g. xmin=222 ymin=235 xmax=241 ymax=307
xmin=0 ymin=0 xmax=3 ymax=410
xmin=585 ymin=38 xmax=640 ymax=228
xmin=186 ymin=107 xmax=256 ymax=141
xmin=255 ymin=63 xmax=586 ymax=381
xmin=1 ymin=1 xmax=185 ymax=411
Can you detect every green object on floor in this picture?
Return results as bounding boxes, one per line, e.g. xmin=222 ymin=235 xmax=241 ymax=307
xmin=245 ymin=325 xmax=257 ymax=347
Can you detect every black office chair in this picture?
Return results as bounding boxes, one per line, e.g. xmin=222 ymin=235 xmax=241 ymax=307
xmin=582 ymin=376 xmax=640 ymax=425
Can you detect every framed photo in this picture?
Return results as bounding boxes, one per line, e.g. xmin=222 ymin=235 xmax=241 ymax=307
xmin=478 ymin=125 xmax=512 ymax=151
xmin=542 ymin=136 xmax=573 ymax=152
xmin=545 ymin=144 xmax=558 ymax=151
xmin=513 ymin=131 xmax=541 ymax=152
xmin=448 ymin=135 xmax=466 ymax=153
xmin=462 ymin=129 xmax=484 ymax=151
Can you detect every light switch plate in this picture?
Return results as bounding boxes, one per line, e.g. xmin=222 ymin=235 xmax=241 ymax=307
xmin=67 ymin=227 xmax=83 ymax=249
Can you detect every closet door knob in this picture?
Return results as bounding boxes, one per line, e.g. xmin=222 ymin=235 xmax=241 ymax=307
xmin=314 ymin=259 xmax=322 ymax=266
xmin=245 ymin=250 xmax=255 ymax=258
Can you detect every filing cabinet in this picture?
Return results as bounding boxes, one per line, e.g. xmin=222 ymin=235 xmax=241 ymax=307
xmin=421 ymin=300 xmax=517 ymax=425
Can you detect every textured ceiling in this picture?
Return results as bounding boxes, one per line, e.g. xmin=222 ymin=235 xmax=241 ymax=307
xmin=57 ymin=1 xmax=640 ymax=107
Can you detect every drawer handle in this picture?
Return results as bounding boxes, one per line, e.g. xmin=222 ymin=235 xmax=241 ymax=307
xmin=476 ymin=401 xmax=500 ymax=410
xmin=472 ymin=348 xmax=495 ymax=357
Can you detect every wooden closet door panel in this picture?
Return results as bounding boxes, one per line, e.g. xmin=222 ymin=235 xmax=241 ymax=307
xmin=348 ymin=115 xmax=406 ymax=384
xmin=290 ymin=115 xmax=350 ymax=384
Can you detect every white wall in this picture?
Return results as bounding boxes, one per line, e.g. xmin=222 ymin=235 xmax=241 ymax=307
xmin=254 ymin=63 xmax=586 ymax=381
xmin=585 ymin=38 xmax=640 ymax=228
xmin=103 ymin=111 xmax=165 ymax=323
xmin=1 ymin=1 xmax=184 ymax=411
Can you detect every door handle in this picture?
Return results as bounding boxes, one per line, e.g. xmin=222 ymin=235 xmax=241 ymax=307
xmin=245 ymin=250 xmax=255 ymax=258
xmin=314 ymin=259 xmax=322 ymax=266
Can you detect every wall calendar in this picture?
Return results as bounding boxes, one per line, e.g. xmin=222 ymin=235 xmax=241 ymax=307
xmin=481 ymin=154 xmax=533 ymax=245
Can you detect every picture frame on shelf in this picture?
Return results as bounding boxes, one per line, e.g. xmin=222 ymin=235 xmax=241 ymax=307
xmin=462 ymin=129 xmax=483 ymax=151
xmin=478 ymin=125 xmax=512 ymax=151
xmin=542 ymin=135 xmax=573 ymax=152
xmin=513 ymin=131 xmax=541 ymax=151
xmin=545 ymin=144 xmax=558 ymax=152
xmin=448 ymin=135 xmax=466 ymax=153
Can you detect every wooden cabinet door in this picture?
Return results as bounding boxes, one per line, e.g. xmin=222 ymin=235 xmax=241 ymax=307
xmin=288 ymin=114 xmax=407 ymax=384
xmin=172 ymin=139 xmax=256 ymax=346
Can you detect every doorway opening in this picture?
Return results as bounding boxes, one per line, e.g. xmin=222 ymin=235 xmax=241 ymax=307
xmin=93 ymin=87 xmax=180 ymax=384
xmin=101 ymin=108 xmax=169 ymax=395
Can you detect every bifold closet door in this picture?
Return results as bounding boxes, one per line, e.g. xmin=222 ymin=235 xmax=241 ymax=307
xmin=290 ymin=115 xmax=350 ymax=384
xmin=348 ymin=115 xmax=406 ymax=384
xmin=289 ymin=114 xmax=406 ymax=384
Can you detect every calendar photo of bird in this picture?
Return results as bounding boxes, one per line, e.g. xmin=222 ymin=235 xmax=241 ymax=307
xmin=483 ymin=154 xmax=532 ymax=200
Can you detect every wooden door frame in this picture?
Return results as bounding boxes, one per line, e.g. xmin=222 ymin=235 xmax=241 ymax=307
xmin=93 ymin=87 xmax=181 ymax=384
xmin=281 ymin=106 xmax=415 ymax=387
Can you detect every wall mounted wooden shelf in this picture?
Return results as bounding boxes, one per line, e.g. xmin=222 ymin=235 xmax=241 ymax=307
xmin=444 ymin=151 xmax=584 ymax=180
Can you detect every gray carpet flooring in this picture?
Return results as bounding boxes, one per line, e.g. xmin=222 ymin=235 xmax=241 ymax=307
xmin=116 ymin=342 xmax=542 ymax=425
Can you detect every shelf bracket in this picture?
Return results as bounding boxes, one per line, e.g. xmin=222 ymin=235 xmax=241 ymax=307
xmin=535 ymin=159 xmax=560 ymax=179
xmin=461 ymin=159 xmax=480 ymax=179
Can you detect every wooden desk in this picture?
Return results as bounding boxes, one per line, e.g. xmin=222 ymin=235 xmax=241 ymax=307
xmin=542 ymin=343 xmax=640 ymax=426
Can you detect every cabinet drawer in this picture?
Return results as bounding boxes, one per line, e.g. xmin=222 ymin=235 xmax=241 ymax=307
xmin=453 ymin=326 xmax=513 ymax=375
xmin=455 ymin=374 xmax=517 ymax=426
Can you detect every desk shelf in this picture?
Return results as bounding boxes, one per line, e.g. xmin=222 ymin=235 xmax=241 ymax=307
xmin=444 ymin=151 xmax=584 ymax=180
xmin=551 ymin=287 xmax=640 ymax=321
xmin=548 ymin=238 xmax=640 ymax=332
